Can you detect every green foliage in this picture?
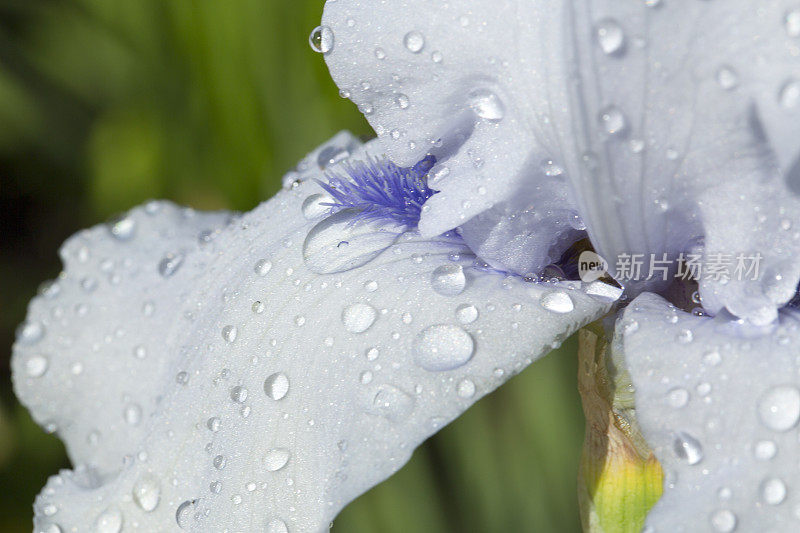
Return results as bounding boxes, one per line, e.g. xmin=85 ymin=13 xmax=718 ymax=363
xmin=0 ymin=1 xmax=584 ymax=531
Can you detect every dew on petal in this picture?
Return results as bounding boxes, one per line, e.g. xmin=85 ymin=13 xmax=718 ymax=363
xmin=456 ymin=378 xmax=476 ymax=398
xmin=255 ymin=259 xmax=273 ymax=276
xmin=710 ymin=509 xmax=737 ymax=532
xmin=264 ymin=448 xmax=291 ymax=472
xmin=754 ymin=439 xmax=777 ymax=461
xmin=16 ymin=321 xmax=45 ymax=345
xmin=230 ymin=386 xmax=248 ymax=403
xmin=302 ymin=194 xmax=333 ymax=220
xmin=413 ymin=324 xmax=474 ymax=371
xmin=598 ymin=105 xmax=627 ymax=136
xmin=158 ymin=253 xmax=184 ymax=277
xmin=779 ymin=79 xmax=800 ymax=109
xmin=266 ymin=518 xmax=289 ymax=533
xmin=132 ymin=475 xmax=161 ymax=512
xmin=25 ymin=355 xmax=49 ymax=378
xmin=222 ymin=325 xmax=238 ymax=343
xmin=758 ymin=386 xmax=800 ymax=431
xmin=108 ymin=215 xmax=136 ymax=241
xmin=540 ymin=291 xmax=574 ymax=313
xmin=468 ymin=89 xmax=505 ymax=121
xmin=176 ymin=500 xmax=200 ymax=530
xmin=403 ymin=30 xmax=425 ymax=53
xmin=673 ymin=431 xmax=703 ymax=465
xmin=94 ymin=507 xmax=123 ymax=533
xmin=309 ymin=25 xmax=334 ymax=54
xmin=761 ymin=477 xmax=787 ymax=505
xmin=595 ymin=18 xmax=625 ymax=55
xmin=372 ymin=384 xmax=415 ymax=422
xmin=455 ymin=303 xmax=479 ymax=324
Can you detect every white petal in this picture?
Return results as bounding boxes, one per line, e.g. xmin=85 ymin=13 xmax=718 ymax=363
xmin=322 ymin=0 xmax=800 ymax=323
xmin=621 ymin=292 xmax=800 ymax=532
xmin=14 ymin=134 xmax=612 ymax=532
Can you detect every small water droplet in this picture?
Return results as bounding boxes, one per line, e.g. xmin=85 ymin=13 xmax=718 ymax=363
xmin=309 ymin=25 xmax=334 ymax=54
xmin=222 ymin=325 xmax=238 ymax=343
xmin=403 ymin=30 xmax=425 ymax=53
xmin=255 ymin=259 xmax=273 ymax=276
xmin=252 ymin=301 xmax=265 ymax=314
xmin=301 ymin=194 xmax=333 ymax=220
xmin=779 ymin=79 xmax=800 ymax=109
xmin=266 ymin=518 xmax=289 ymax=533
xmin=598 ymin=105 xmax=627 ymax=135
xmin=431 ymin=265 xmax=467 ymax=296
xmin=754 ymin=440 xmax=777 ymax=461
xmin=455 ymin=303 xmax=479 ymax=324
xmin=413 ymin=324 xmax=474 ymax=371
xmin=264 ymin=372 xmax=290 ymax=400
xmin=673 ymin=431 xmax=703 ymax=465
xmin=786 ymin=9 xmax=800 ymax=37
xmin=263 ymin=448 xmax=291 ymax=472
xmin=230 ymin=386 xmax=248 ymax=403
xmin=716 ymin=65 xmax=739 ymax=91
xmin=457 ymin=378 xmax=476 ymax=398
xmin=676 ymin=329 xmax=693 ymax=344
xmin=123 ymin=403 xmax=142 ymax=426
xmin=341 ymin=303 xmax=377 ymax=333
xmin=595 ymin=18 xmax=625 ymax=55
xmin=16 ymin=321 xmax=45 ymax=345
xmin=94 ymin=507 xmax=123 ymax=533
xmin=158 ymin=253 xmax=185 ymax=277
xmin=710 ymin=509 xmax=736 ymax=532
xmin=25 ymin=355 xmax=49 ymax=378
xmin=108 ymin=215 xmax=136 ymax=241
xmin=372 ymin=384 xmax=415 ymax=422
xmin=207 ymin=417 xmax=221 ymax=432
xmin=468 ymin=89 xmax=505 ymax=121
xmin=758 ymin=386 xmax=800 ymax=431
xmin=667 ymin=387 xmax=689 ymax=408
xmin=540 ymin=292 xmax=574 ymax=313
xmin=762 ymin=477 xmax=787 ymax=505
xmin=176 ymin=500 xmax=200 ymax=530
xmin=133 ymin=475 xmax=161 ymax=512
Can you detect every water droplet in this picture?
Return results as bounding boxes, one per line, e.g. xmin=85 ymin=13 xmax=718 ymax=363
xmin=667 ymin=388 xmax=689 ymax=408
xmin=716 ymin=65 xmax=739 ymax=91
xmin=431 ymin=265 xmax=467 ymax=296
xmin=395 ymin=93 xmax=410 ymax=109
xmin=598 ymin=105 xmax=627 ymax=135
xmin=372 ymin=385 xmax=415 ymax=422
xmin=264 ymin=372 xmax=290 ymax=400
xmin=595 ymin=19 xmax=625 ymax=55
xmin=301 ymin=194 xmax=333 ymax=221
xmin=158 ymin=253 xmax=185 ymax=277
xmin=263 ymin=448 xmax=291 ymax=472
xmin=673 ymin=431 xmax=703 ymax=465
xmin=779 ymin=79 xmax=800 ymax=109
xmin=207 ymin=417 xmax=221 ymax=432
xmin=762 ymin=477 xmax=787 ymax=505
xmin=25 ymin=355 xmax=49 ymax=378
xmin=230 ymin=386 xmax=248 ymax=403
xmin=309 ymin=25 xmax=334 ymax=54
xmin=786 ymin=9 xmax=800 ymax=37
xmin=758 ymin=386 xmax=800 ymax=431
xmin=403 ymin=30 xmax=425 ymax=53
xmin=16 ymin=321 xmax=45 ymax=345
xmin=176 ymin=500 xmax=200 ymax=530
xmin=123 ymin=403 xmax=142 ymax=426
xmin=341 ymin=303 xmax=377 ymax=333
xmin=374 ymin=47 xmax=386 ymax=59
xmin=108 ymin=216 xmax=136 ymax=241
xmin=540 ymin=292 xmax=574 ymax=313
xmin=266 ymin=518 xmax=289 ymax=533
xmin=413 ymin=324 xmax=474 ymax=371
xmin=252 ymin=301 xmax=265 ymax=314
xmin=676 ymin=329 xmax=693 ymax=344
xmin=176 ymin=371 xmax=189 ymax=385
xmin=457 ymin=378 xmax=476 ymax=398
xmin=754 ymin=440 xmax=777 ymax=461
xmin=360 ymin=370 xmax=374 ymax=384
xmin=710 ymin=509 xmax=737 ymax=532
xmin=222 ymin=325 xmax=238 ymax=343
xmin=455 ymin=303 xmax=479 ymax=324
xmin=255 ymin=259 xmax=273 ymax=276
xmin=703 ymin=349 xmax=722 ymax=366
xmin=468 ymin=89 xmax=505 ymax=121
xmin=94 ymin=507 xmax=123 ymax=533
xmin=133 ymin=475 xmax=161 ymax=512
xmin=431 ymin=50 xmax=443 ymax=63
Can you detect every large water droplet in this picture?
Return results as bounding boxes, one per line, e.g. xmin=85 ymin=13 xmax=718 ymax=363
xmin=540 ymin=291 xmax=574 ymax=313
xmin=176 ymin=500 xmax=200 ymax=530
xmin=263 ymin=448 xmax=291 ymax=472
xmin=598 ymin=105 xmax=627 ymax=136
xmin=158 ymin=253 xmax=185 ymax=277
xmin=264 ymin=372 xmax=290 ymax=400
xmin=132 ymin=475 xmax=161 ymax=512
xmin=673 ymin=431 xmax=703 ymax=465
xmin=468 ymin=89 xmax=505 ymax=121
xmin=595 ymin=19 xmax=625 ymax=55
xmin=108 ymin=215 xmax=136 ymax=241
xmin=265 ymin=518 xmax=289 ymax=533
xmin=303 ymin=209 xmax=403 ymax=274
xmin=431 ymin=265 xmax=467 ymax=296
xmin=317 ymin=146 xmax=350 ymax=168
xmin=413 ymin=324 xmax=474 ymax=371
xmin=403 ymin=30 xmax=425 ymax=53
xmin=309 ymin=26 xmax=334 ymax=54
xmin=372 ymin=385 xmax=415 ymax=422
xmin=758 ymin=386 xmax=800 ymax=431
xmin=341 ymin=303 xmax=377 ymax=333
xmin=761 ymin=477 xmax=787 ymax=505
xmin=94 ymin=507 xmax=123 ymax=533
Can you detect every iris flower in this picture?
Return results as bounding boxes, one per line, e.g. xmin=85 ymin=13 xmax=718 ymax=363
xmin=12 ymin=0 xmax=800 ymax=531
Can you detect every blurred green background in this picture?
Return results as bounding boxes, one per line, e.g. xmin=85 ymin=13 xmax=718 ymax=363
xmin=0 ymin=1 xmax=584 ymax=531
